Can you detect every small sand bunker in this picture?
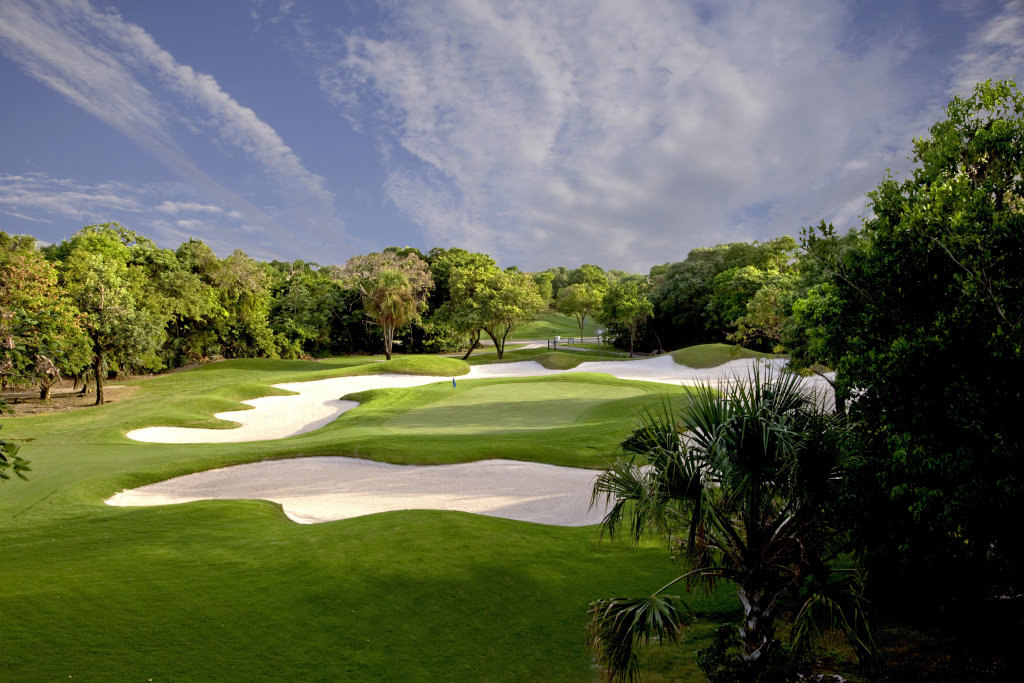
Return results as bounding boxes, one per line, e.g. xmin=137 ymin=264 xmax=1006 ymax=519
xmin=126 ymin=374 xmax=449 ymax=443
xmin=107 ymin=457 xmax=610 ymax=527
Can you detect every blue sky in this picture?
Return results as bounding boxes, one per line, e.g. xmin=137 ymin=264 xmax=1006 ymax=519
xmin=1 ymin=0 xmax=1022 ymax=271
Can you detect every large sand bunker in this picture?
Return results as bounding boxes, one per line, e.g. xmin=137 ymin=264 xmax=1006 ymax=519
xmin=107 ymin=457 xmax=609 ymax=526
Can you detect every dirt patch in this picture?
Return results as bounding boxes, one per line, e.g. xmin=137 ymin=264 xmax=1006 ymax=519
xmin=1 ymin=380 xmax=140 ymax=415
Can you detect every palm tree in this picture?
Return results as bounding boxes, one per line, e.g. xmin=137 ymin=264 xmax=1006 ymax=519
xmin=363 ymin=269 xmax=417 ymax=361
xmin=587 ymin=365 xmax=875 ymax=681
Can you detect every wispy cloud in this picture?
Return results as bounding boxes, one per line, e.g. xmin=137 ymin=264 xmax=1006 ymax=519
xmin=0 ymin=173 xmax=143 ymax=222
xmin=0 ymin=0 xmax=343 ymax=248
xmin=950 ymin=0 xmax=1024 ymax=93
xmin=0 ymin=172 xmax=258 ymax=255
xmin=310 ymin=0 xmax=1018 ymax=270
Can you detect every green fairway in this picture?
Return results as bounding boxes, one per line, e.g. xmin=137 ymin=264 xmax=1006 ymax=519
xmin=0 ymin=355 xmax=731 ymax=680
xmin=510 ymin=312 xmax=597 ymax=339
xmin=385 ymin=381 xmax=645 ymax=433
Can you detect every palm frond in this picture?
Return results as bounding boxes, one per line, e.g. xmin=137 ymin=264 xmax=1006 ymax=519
xmin=586 ymin=593 xmax=693 ymax=682
xmin=790 ymin=568 xmax=879 ymax=668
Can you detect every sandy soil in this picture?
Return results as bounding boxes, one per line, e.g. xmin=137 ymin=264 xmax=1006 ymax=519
xmin=1 ymin=382 xmax=138 ymax=414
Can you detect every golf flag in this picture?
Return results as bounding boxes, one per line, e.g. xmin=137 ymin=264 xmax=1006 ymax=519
xmin=452 ymin=378 xmax=457 ymax=388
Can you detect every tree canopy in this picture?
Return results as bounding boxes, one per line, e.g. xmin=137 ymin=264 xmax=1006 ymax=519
xmin=802 ymin=79 xmax=1024 ymax=607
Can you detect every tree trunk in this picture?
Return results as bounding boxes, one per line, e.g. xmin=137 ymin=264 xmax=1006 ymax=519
xmin=484 ymin=329 xmax=505 ymax=359
xmin=384 ymin=325 xmax=393 ymax=361
xmin=461 ymin=330 xmax=481 ymax=361
xmin=39 ymin=381 xmax=52 ymax=401
xmin=93 ymin=353 xmax=105 ymax=406
xmin=736 ymin=587 xmax=777 ymax=669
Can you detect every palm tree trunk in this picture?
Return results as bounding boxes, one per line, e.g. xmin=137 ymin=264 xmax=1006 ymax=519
xmin=384 ymin=325 xmax=393 ymax=360
xmin=737 ymin=587 xmax=777 ymax=667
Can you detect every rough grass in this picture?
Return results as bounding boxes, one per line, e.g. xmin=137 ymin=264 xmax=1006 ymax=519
xmin=0 ymin=355 xmax=734 ymax=680
xmin=671 ymin=343 xmax=771 ymax=368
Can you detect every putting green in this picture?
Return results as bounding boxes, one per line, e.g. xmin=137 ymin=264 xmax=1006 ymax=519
xmin=384 ymin=381 xmax=645 ymax=433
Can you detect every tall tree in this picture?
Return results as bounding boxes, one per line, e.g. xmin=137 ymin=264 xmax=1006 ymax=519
xmin=0 ymin=232 xmax=89 ymax=397
xmin=479 ymin=268 xmax=543 ymax=359
xmin=53 ymin=224 xmax=167 ymax=405
xmin=599 ymin=278 xmax=653 ymax=357
xmin=344 ymin=251 xmax=432 ymax=360
xmin=431 ymin=249 xmax=499 ymax=360
xmin=556 ymin=283 xmax=603 ymax=339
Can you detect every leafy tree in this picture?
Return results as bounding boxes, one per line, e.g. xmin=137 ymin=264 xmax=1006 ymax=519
xmin=649 ymin=237 xmax=797 ymax=349
xmin=53 ymin=224 xmax=168 ymax=405
xmin=479 ymin=268 xmax=544 ymax=359
xmin=0 ymin=232 xmax=89 ymax=397
xmin=344 ymin=251 xmax=433 ymax=360
xmin=728 ymin=272 xmax=798 ymax=351
xmin=530 ymin=271 xmax=555 ymax=308
xmin=598 ymin=278 xmax=653 ymax=357
xmin=567 ymin=263 xmax=609 ymax=290
xmin=544 ymin=266 xmax=571 ymax=300
xmin=588 ymin=368 xmax=875 ymax=681
xmin=804 ymin=79 xmax=1024 ymax=605
xmin=556 ymin=283 xmax=603 ymax=339
xmin=212 ymin=250 xmax=279 ymax=359
xmin=431 ymin=249 xmax=499 ymax=360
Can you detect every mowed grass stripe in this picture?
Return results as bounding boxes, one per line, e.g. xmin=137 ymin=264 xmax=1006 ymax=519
xmin=383 ymin=381 xmax=645 ymax=433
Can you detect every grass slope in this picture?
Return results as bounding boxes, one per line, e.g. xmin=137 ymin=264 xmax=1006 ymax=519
xmin=0 ymin=356 xmax=730 ymax=680
xmin=470 ymin=348 xmax=632 ymax=369
xmin=510 ymin=312 xmax=597 ymax=340
xmin=671 ymin=343 xmax=771 ymax=368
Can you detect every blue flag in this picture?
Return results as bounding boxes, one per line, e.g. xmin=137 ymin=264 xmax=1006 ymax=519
xmin=452 ymin=378 xmax=457 ymax=388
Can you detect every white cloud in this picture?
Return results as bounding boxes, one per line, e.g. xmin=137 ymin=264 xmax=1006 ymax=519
xmin=0 ymin=0 xmax=343 ymax=246
xmin=950 ymin=0 xmax=1024 ymax=94
xmin=0 ymin=173 xmax=143 ymax=221
xmin=0 ymin=172 xmax=262 ymax=255
xmin=155 ymin=201 xmax=227 ymax=215
xmin=314 ymin=0 xmax=1005 ymax=270
xmin=242 ymin=0 xmax=1024 ymax=268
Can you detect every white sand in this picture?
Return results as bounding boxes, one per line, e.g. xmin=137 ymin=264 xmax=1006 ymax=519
xmin=107 ymin=457 xmax=609 ymax=526
xmin=126 ymin=373 xmax=450 ymax=443
xmin=112 ymin=355 xmax=834 ymax=526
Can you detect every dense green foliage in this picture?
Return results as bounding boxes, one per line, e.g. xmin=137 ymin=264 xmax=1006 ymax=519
xmin=801 ymin=79 xmax=1024 ymax=607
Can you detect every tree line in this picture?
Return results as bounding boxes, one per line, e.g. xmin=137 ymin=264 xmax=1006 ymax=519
xmin=0 ymin=227 xmax=674 ymax=403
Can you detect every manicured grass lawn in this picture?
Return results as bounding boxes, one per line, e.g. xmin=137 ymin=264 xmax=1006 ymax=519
xmin=0 ymin=355 xmax=730 ymax=680
xmin=511 ymin=312 xmax=597 ymax=340
xmin=469 ymin=348 xmax=633 ymax=370
xmin=671 ymin=343 xmax=771 ymax=368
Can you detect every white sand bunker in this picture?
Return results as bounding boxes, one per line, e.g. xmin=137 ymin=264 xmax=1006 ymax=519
xmin=127 ymin=356 xmax=805 ymax=444
xmin=107 ymin=457 xmax=609 ymax=527
xmin=127 ymin=374 xmax=447 ymax=443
